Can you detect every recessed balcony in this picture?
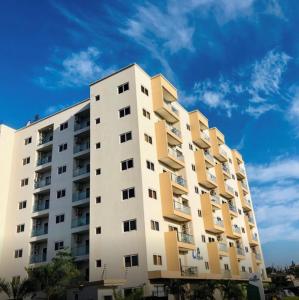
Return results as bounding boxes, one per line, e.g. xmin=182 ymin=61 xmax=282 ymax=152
xmin=181 ymin=266 xmax=198 ymax=277
xmin=176 ymin=232 xmax=196 ymax=251
xmin=37 ymin=125 xmax=53 ymax=148
xmin=222 ymin=163 xmax=231 ymax=179
xmin=160 ymin=172 xmax=188 ymax=197
xmin=238 ymin=181 xmax=252 ymax=211
xmin=34 ymin=175 xmax=51 ymax=189
xmin=240 ymin=180 xmax=249 ymax=194
xmin=209 ymin=128 xmax=227 ymax=162
xmin=215 ymin=164 xmax=234 ymax=199
xmin=232 ymin=225 xmax=242 ymax=239
xmin=195 ymin=152 xmax=217 ymax=189
xmin=232 ymin=150 xmax=246 ymax=180
xmin=72 ymin=215 xmax=90 ymax=228
xmin=221 ymin=202 xmax=240 ymax=239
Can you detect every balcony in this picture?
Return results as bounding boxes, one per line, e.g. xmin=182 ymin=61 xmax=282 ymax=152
xmin=72 ymin=245 xmax=89 ymax=257
xmin=73 ymin=190 xmax=90 ymax=202
xmin=215 ymin=164 xmax=234 ymax=199
xmin=232 ymin=225 xmax=242 ymax=238
xmin=73 ymin=165 xmax=90 ymax=177
xmin=209 ymin=128 xmax=227 ymax=162
xmin=181 ymin=266 xmax=198 ymax=277
xmin=222 ymin=164 xmax=231 ymax=179
xmin=207 ymin=242 xmax=228 ymax=275
xmin=218 ymin=242 xmax=228 ymax=255
xmin=74 ymin=141 xmax=90 ymax=154
xmin=72 ymin=216 xmax=90 ymax=228
xmin=33 ymin=200 xmax=49 ymax=213
xmin=31 ymin=227 xmax=48 ymax=237
xmin=240 ymin=180 xmax=249 ymax=194
xmin=159 ymin=172 xmax=188 ymax=196
xmin=189 ymin=111 xmax=211 ymax=149
xmin=37 ymin=155 xmax=52 ymax=166
xmin=74 ymin=119 xmax=90 ymax=131
xmin=232 ymin=150 xmax=246 ymax=180
xmin=34 ymin=176 xmax=51 ymax=189
xmin=238 ymin=181 xmax=252 ymax=211
xmin=204 ymin=150 xmax=215 ymax=167
xmin=210 ymin=194 xmax=221 ymax=208
xmin=151 ymin=75 xmax=179 ymax=124
xmin=30 ymin=252 xmax=47 ymax=264
xmin=166 ymin=124 xmax=182 ymax=145
xmin=237 ymin=247 xmax=245 ymax=258
xmin=176 ymin=232 xmax=195 ymax=251
xmin=38 ymin=125 xmax=54 ymax=147
xmin=228 ymin=202 xmax=238 ymax=217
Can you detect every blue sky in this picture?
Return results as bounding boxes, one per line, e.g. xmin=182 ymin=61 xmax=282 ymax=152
xmin=0 ymin=0 xmax=298 ymax=266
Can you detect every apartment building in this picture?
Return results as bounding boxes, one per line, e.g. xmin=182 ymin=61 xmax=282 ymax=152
xmin=0 ymin=64 xmax=267 ymax=299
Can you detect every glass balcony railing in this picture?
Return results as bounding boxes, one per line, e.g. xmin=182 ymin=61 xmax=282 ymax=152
xmin=72 ymin=191 xmax=90 ymax=202
xmin=170 ymin=173 xmax=187 ymax=187
xmin=204 ymin=151 xmax=214 ymax=162
xmin=177 ymin=232 xmax=194 ymax=244
xmin=220 ymin=148 xmax=228 ymax=157
xmin=248 ymin=216 xmax=254 ymax=223
xmin=225 ymin=184 xmax=234 ymax=194
xmin=163 ymin=99 xmax=179 ymax=116
xmin=252 ymin=234 xmax=258 ymax=241
xmin=71 ymin=216 xmax=90 ymax=228
xmin=30 ymin=253 xmax=47 ymax=264
xmin=31 ymin=227 xmax=48 ymax=237
xmin=237 ymin=247 xmax=245 ymax=256
xmin=219 ymin=242 xmax=228 ymax=252
xmin=181 ymin=266 xmax=198 ymax=277
xmin=168 ymin=148 xmax=184 ymax=162
xmin=166 ymin=124 xmax=181 ymax=138
xmin=211 ymin=195 xmax=221 ymax=205
xmin=73 ymin=165 xmax=90 ymax=177
xmin=33 ymin=201 xmax=49 ymax=212
xmin=233 ymin=225 xmax=241 ymax=234
xmin=34 ymin=177 xmax=51 ymax=189
xmin=229 ymin=203 xmax=237 ymax=213
xmin=72 ymin=246 xmax=89 ymax=256
xmin=74 ymin=142 xmax=90 ymax=154
xmin=173 ymin=200 xmax=191 ymax=215
xmin=214 ymin=218 xmax=224 ymax=227
xmin=201 ymin=131 xmax=210 ymax=142
xmin=74 ymin=120 xmax=90 ymax=131
xmin=241 ymin=181 xmax=248 ymax=190
xmin=207 ymin=172 xmax=217 ymax=183
xmin=38 ymin=135 xmax=53 ymax=145
xmin=37 ymin=156 xmax=52 ymax=166
xmin=222 ymin=164 xmax=230 ymax=175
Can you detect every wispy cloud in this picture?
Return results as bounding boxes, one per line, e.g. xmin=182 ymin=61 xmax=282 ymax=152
xmin=36 ymin=47 xmax=112 ymax=88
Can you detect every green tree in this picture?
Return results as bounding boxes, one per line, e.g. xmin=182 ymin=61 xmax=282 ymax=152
xmin=0 ymin=276 xmax=35 ymax=300
xmin=27 ymin=250 xmax=81 ymax=300
xmin=218 ymin=280 xmax=246 ymax=300
xmin=113 ymin=287 xmax=144 ymax=300
xmin=191 ymin=280 xmax=217 ymax=300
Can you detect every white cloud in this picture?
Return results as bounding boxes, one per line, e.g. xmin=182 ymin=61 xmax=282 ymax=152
xmin=245 ymin=103 xmax=279 ymax=118
xmin=36 ymin=47 xmax=111 ymax=88
xmin=287 ymin=87 xmax=299 ymax=135
xmin=265 ymin=0 xmax=287 ymax=21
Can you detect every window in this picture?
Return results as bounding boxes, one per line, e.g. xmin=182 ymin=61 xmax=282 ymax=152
xmin=96 ymin=196 xmax=101 ymax=203
xmin=205 ymin=262 xmax=209 ymax=270
xmin=245 ymin=247 xmax=249 ymax=253
xmin=241 ymin=227 xmax=245 ymax=233
xmin=123 ymin=219 xmax=137 ymax=232
xmin=224 ymin=264 xmax=229 ymax=270
xmin=21 ymin=178 xmax=29 ymax=187
xmin=208 ymin=237 xmax=215 ymax=243
xmin=241 ymin=266 xmax=246 ymax=272
xmin=142 ymin=109 xmax=151 ymax=119
xmin=95 ymin=117 xmax=101 ymax=124
xmin=17 ymin=224 xmax=25 ymax=233
xmin=59 ymin=143 xmax=67 ymax=152
xmin=22 ymin=157 xmax=30 ymax=165
xmin=57 ymin=189 xmax=66 ymax=199
xmin=191 ymin=164 xmax=196 ymax=171
xmin=186 ymin=124 xmax=191 ymax=131
xmin=120 ymin=131 xmax=132 ymax=143
xmin=146 ymin=160 xmax=155 ymax=171
xmin=148 ymin=189 xmax=157 ymax=199
xmin=151 ymin=220 xmax=159 ymax=231
xmin=56 ymin=214 xmax=65 ymax=224
xmin=14 ymin=249 xmax=23 ymax=258
xmin=229 ymin=158 xmax=232 ymax=163
xmin=144 ymin=133 xmax=152 ymax=144
xmin=201 ymin=235 xmax=206 ymax=243
xmin=235 ymin=191 xmax=238 ymax=197
xmin=96 ymin=168 xmax=101 ymax=175
xmin=141 ymin=85 xmax=149 ymax=96
xmin=198 ymin=210 xmax=202 ymax=217
xmin=122 ymin=187 xmax=135 ymax=200
xmin=54 ymin=241 xmax=64 ymax=251
xmin=153 ymin=255 xmax=162 ymax=266
xmin=119 ymin=106 xmax=131 ymax=118
xmin=58 ymin=165 xmax=67 ymax=175
xmin=95 ymin=95 xmax=100 ymax=101
xmin=118 ymin=82 xmax=129 ymax=94
xmin=249 ymin=267 xmax=252 ymax=273
xmin=189 ymin=144 xmax=193 ymax=150
xmin=232 ymin=174 xmax=235 ymax=180
xmin=124 ymin=254 xmax=138 ymax=267
xmin=121 ymin=158 xmax=134 ymax=171
xmin=194 ymin=186 xmax=199 ymax=194
xmin=96 ymin=227 xmax=102 ymax=234
xmin=96 ymin=142 xmax=101 ymax=149
xmin=96 ymin=259 xmax=102 ymax=267
xmin=24 ymin=137 xmax=32 ymax=145
xmin=19 ymin=201 xmax=27 ymax=210
xmin=60 ymin=122 xmax=68 ymax=131
xmin=238 ymin=209 xmax=242 ymax=215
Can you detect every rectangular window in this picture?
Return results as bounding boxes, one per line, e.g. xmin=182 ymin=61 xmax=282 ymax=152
xmin=122 ymin=187 xmax=135 ymax=200
xmin=123 ymin=219 xmax=137 ymax=232
xmin=59 ymin=143 xmax=67 ymax=152
xmin=151 ymin=220 xmax=159 ymax=231
xmin=146 ymin=160 xmax=155 ymax=171
xmin=58 ymin=165 xmax=67 ymax=174
xmin=241 ymin=266 xmax=246 ymax=272
xmin=95 ymin=117 xmax=101 ymax=124
xmin=19 ymin=201 xmax=27 ymax=210
xmin=121 ymin=158 xmax=134 ymax=171
xmin=208 ymin=237 xmax=215 ymax=243
xmin=96 ymin=196 xmax=101 ymax=203
xmin=21 ymin=178 xmax=29 ymax=187
xmin=95 ymin=95 xmax=100 ymax=101
xmin=249 ymin=267 xmax=252 ymax=273
xmin=198 ymin=210 xmax=202 ymax=217
xmin=144 ymin=133 xmax=152 ymax=144
xmin=96 ymin=227 xmax=102 ymax=234
xmin=57 ymin=189 xmax=66 ymax=199
xmin=148 ymin=189 xmax=157 ymax=199
xmin=118 ymin=82 xmax=129 ymax=94
xmin=96 ymin=168 xmax=101 ymax=175
xmin=205 ymin=262 xmax=209 ymax=270
xmin=56 ymin=214 xmax=65 ymax=224
xmin=54 ymin=241 xmax=64 ymax=251
xmin=120 ymin=131 xmax=132 ymax=143
xmin=186 ymin=124 xmax=191 ymax=131
xmin=189 ymin=144 xmax=193 ymax=150
xmin=191 ymin=164 xmax=196 ymax=171
xmin=141 ymin=85 xmax=149 ymax=96
xmin=96 ymin=259 xmax=102 ymax=267
xmin=224 ymin=264 xmax=229 ymax=270
xmin=202 ymin=235 xmax=206 ymax=243
xmin=22 ymin=157 xmax=30 ymax=165
xmin=14 ymin=249 xmax=23 ymax=258
xmin=60 ymin=122 xmax=68 ymax=131
xmin=119 ymin=106 xmax=131 ymax=118
xmin=194 ymin=186 xmax=199 ymax=194
xmin=124 ymin=254 xmax=138 ymax=267
xmin=24 ymin=137 xmax=32 ymax=145
xmin=17 ymin=224 xmax=25 ymax=233
xmin=96 ymin=142 xmax=101 ymax=149
xmin=153 ymin=255 xmax=162 ymax=266
xmin=142 ymin=109 xmax=151 ymax=119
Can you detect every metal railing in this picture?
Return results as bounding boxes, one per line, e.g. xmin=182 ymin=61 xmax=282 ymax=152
xmin=170 ymin=173 xmax=187 ymax=187
xmin=34 ymin=177 xmax=51 ymax=189
xmin=211 ymin=195 xmax=221 ymax=205
xmin=31 ymin=227 xmax=48 ymax=237
xmin=222 ymin=164 xmax=230 ymax=175
xmin=166 ymin=124 xmax=181 ymax=138
xmin=204 ymin=151 xmax=214 ymax=162
xmin=252 ymin=234 xmax=258 ymax=241
xmin=30 ymin=253 xmax=47 ymax=264
xmin=37 ymin=156 xmax=52 ymax=166
xmin=214 ymin=218 xmax=224 ymax=227
xmin=218 ymin=242 xmax=228 ymax=252
xmin=220 ymin=148 xmax=228 ymax=157
xmin=163 ymin=99 xmax=179 ymax=116
xmin=38 ymin=135 xmax=53 ymax=145
xmin=181 ymin=266 xmax=198 ymax=277
xmin=207 ymin=172 xmax=216 ymax=183
xmin=168 ymin=148 xmax=184 ymax=162
xmin=237 ymin=247 xmax=245 ymax=256
xmin=74 ymin=142 xmax=90 ymax=154
xmin=73 ymin=165 xmax=90 ymax=177
xmin=74 ymin=120 xmax=90 ymax=131
xmin=233 ymin=225 xmax=241 ymax=234
xmin=177 ymin=232 xmax=194 ymax=244
xmin=173 ymin=200 xmax=191 ymax=215
xmin=241 ymin=181 xmax=248 ymax=190
xmin=71 ymin=216 xmax=90 ymax=228
xmin=72 ymin=191 xmax=90 ymax=202
xmin=72 ymin=246 xmax=89 ymax=256
xmin=201 ymin=131 xmax=210 ymax=142
xmin=225 ymin=184 xmax=234 ymax=194
xmin=229 ymin=203 xmax=237 ymax=213
xmin=33 ymin=201 xmax=49 ymax=212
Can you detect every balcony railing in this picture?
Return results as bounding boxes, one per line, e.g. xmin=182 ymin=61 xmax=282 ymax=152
xmin=74 ymin=142 xmax=90 ymax=154
xmin=219 ymin=242 xmax=228 ymax=252
xmin=168 ymin=148 xmax=184 ymax=162
xmin=244 ymin=197 xmax=251 ymax=207
xmin=204 ymin=151 xmax=214 ymax=162
xmin=241 ymin=181 xmax=248 ymax=190
xmin=166 ymin=124 xmax=181 ymax=138
xmin=73 ymin=191 xmax=90 ymax=202
xmin=38 ymin=135 xmax=53 ymax=145
xmin=211 ymin=195 xmax=221 ymax=205
xmin=233 ymin=225 xmax=241 ymax=234
xmin=201 ymin=131 xmax=210 ymax=142
xmin=31 ymin=227 xmax=48 ymax=237
xmin=214 ymin=218 xmax=224 ymax=227
xmin=207 ymin=172 xmax=216 ymax=183
xmin=220 ymin=148 xmax=227 ymax=157
xmin=163 ymin=99 xmax=179 ymax=116
xmin=33 ymin=201 xmax=49 ymax=212
xmin=248 ymin=216 xmax=254 ymax=223
xmin=252 ymin=234 xmax=258 ymax=241
xmin=177 ymin=232 xmax=194 ymax=244
xmin=72 ymin=216 xmax=90 ymax=228
xmin=73 ymin=165 xmax=90 ymax=177
xmin=222 ymin=164 xmax=230 ymax=175
xmin=74 ymin=120 xmax=90 ymax=131
xmin=239 ymin=167 xmax=246 ymax=175
xmin=173 ymin=200 xmax=191 ymax=215
xmin=225 ymin=184 xmax=234 ymax=194
xmin=229 ymin=203 xmax=237 ymax=213
xmin=237 ymin=247 xmax=245 ymax=256
xmin=181 ymin=266 xmax=198 ymax=277
xmin=72 ymin=245 xmax=89 ymax=256
xmin=170 ymin=173 xmax=187 ymax=188
xmin=34 ymin=177 xmax=51 ymax=189
xmin=37 ymin=156 xmax=52 ymax=166
xmin=255 ymin=253 xmax=262 ymax=260
xmin=30 ymin=253 xmax=47 ymax=264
